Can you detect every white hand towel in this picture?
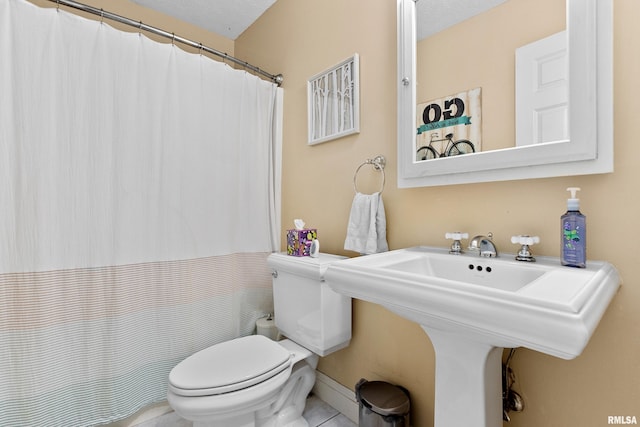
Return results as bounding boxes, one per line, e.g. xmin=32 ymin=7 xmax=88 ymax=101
xmin=344 ymin=192 xmax=389 ymax=255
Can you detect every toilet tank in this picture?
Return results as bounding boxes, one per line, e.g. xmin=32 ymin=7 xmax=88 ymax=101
xmin=267 ymin=253 xmax=351 ymax=356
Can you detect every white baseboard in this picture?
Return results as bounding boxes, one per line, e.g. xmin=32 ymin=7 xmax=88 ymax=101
xmin=312 ymin=372 xmax=359 ymax=424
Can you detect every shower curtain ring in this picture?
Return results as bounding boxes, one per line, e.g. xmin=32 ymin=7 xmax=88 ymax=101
xmin=198 ymin=43 xmax=203 ymax=55
xmin=100 ymin=8 xmax=104 ymax=24
xmin=171 ymin=33 xmax=175 ymax=45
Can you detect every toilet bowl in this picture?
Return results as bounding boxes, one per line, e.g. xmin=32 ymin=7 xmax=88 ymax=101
xmin=167 ymin=253 xmax=351 ymax=427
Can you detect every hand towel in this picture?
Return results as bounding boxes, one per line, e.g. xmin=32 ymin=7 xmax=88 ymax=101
xmin=344 ymin=192 xmax=389 ymax=255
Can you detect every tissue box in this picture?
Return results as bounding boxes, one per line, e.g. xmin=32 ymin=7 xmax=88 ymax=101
xmin=286 ymin=229 xmax=317 ymax=256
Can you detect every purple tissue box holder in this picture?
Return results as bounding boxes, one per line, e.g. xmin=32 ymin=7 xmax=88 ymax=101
xmin=286 ymin=229 xmax=317 ymax=256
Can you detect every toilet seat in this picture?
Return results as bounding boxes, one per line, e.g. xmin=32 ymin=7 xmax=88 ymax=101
xmin=169 ymin=335 xmax=292 ymax=397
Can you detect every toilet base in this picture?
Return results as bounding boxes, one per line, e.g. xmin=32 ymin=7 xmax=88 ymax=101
xmin=255 ymin=361 xmax=316 ymax=427
xmin=172 ymin=359 xmax=316 ymax=427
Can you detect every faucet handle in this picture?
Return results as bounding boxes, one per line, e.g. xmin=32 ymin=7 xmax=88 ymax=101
xmin=511 ymin=235 xmax=540 ymax=246
xmin=445 ymin=232 xmax=469 ymax=241
xmin=445 ymin=232 xmax=468 ymax=255
xmin=511 ymin=235 xmax=540 ymax=262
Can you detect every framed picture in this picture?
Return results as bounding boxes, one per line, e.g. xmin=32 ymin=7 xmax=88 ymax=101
xmin=416 ymin=87 xmax=482 ymax=161
xmin=307 ymin=54 xmax=360 ymax=145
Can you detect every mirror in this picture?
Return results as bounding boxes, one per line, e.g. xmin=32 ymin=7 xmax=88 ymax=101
xmin=397 ymin=0 xmax=613 ymax=188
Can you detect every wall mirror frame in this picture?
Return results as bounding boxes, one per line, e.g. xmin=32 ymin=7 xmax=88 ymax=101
xmin=397 ymin=0 xmax=613 ymax=188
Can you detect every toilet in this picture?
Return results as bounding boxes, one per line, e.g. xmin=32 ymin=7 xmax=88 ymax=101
xmin=167 ymin=252 xmax=351 ymax=427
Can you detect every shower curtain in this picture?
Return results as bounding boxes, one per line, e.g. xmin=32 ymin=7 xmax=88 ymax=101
xmin=0 ymin=0 xmax=283 ymax=425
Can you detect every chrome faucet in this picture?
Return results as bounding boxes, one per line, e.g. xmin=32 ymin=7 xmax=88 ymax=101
xmin=468 ymin=232 xmax=498 ymax=258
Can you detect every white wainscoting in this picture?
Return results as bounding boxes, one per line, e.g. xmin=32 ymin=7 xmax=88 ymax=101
xmin=312 ymin=372 xmax=359 ymax=424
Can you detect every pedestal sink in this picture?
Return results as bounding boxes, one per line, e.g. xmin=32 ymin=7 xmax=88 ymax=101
xmin=324 ymin=246 xmax=621 ymax=427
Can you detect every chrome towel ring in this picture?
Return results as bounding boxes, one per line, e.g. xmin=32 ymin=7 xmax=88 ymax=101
xmin=353 ymin=155 xmax=386 ymax=194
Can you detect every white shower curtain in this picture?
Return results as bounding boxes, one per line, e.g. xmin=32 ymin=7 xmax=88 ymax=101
xmin=0 ymin=0 xmax=282 ymax=425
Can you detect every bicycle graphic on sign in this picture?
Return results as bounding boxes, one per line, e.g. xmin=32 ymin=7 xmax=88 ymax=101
xmin=416 ymin=87 xmax=482 ymax=162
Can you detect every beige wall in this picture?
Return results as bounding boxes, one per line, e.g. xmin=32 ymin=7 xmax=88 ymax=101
xmin=237 ymin=0 xmax=640 ymax=426
xmin=23 ymin=0 xmax=638 ymax=425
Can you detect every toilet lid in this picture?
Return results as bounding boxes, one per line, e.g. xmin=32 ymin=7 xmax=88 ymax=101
xmin=169 ymin=335 xmax=292 ymax=396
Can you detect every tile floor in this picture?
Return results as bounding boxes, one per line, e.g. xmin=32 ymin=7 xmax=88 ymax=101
xmin=137 ymin=394 xmax=356 ymax=427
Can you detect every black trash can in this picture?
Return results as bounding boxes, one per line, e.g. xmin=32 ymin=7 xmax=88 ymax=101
xmin=355 ymin=379 xmax=411 ymax=427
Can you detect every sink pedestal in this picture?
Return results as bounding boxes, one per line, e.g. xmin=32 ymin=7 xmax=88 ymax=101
xmin=423 ymin=327 xmax=504 ymax=427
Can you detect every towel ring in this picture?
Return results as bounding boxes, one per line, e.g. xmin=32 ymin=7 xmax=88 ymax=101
xmin=353 ymin=155 xmax=386 ymax=194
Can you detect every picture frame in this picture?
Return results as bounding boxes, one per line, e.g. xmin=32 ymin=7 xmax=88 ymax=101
xmin=307 ymin=54 xmax=360 ymax=145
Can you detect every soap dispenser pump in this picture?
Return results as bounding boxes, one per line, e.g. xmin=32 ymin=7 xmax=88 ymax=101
xmin=561 ymin=187 xmax=586 ymax=268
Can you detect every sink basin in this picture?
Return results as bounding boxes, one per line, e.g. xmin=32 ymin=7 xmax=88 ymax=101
xmin=326 ymin=246 xmax=620 ymax=358
xmin=384 ymin=250 xmax=546 ymax=292
xmin=325 ymin=246 xmax=621 ymax=427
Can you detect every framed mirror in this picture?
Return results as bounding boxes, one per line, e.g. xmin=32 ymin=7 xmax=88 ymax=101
xmin=397 ymin=0 xmax=613 ymax=188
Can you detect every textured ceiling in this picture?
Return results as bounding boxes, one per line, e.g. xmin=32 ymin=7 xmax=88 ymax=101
xmin=129 ymin=0 xmax=278 ymax=40
xmin=418 ymin=0 xmax=508 ymax=40
xmin=128 ymin=0 xmax=506 ymax=42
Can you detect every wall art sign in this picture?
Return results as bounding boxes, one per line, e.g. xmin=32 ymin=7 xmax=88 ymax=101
xmin=307 ymin=54 xmax=360 ymax=145
xmin=416 ymin=87 xmax=482 ymax=161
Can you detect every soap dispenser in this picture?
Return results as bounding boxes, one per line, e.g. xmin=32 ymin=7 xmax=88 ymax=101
xmin=561 ymin=187 xmax=586 ymax=268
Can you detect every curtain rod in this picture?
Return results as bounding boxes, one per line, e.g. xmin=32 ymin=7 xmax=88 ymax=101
xmin=46 ymin=0 xmax=284 ymax=86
